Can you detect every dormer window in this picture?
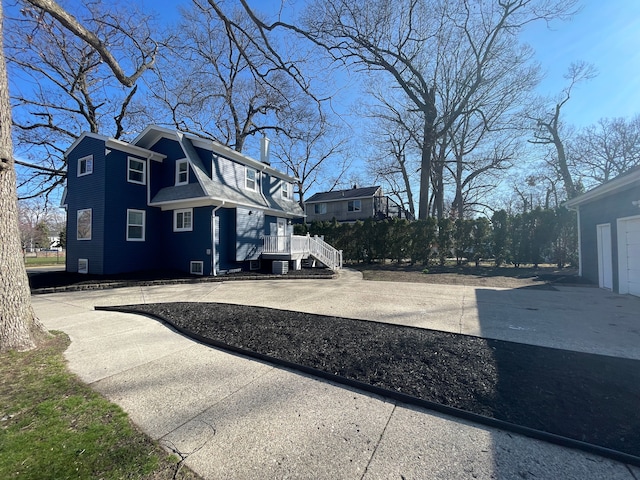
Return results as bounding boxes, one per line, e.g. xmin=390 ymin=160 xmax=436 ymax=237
xmin=245 ymin=167 xmax=257 ymax=190
xmin=78 ymin=155 xmax=93 ymax=177
xmin=176 ymin=159 xmax=188 ymax=185
xmin=281 ymin=182 xmax=290 ymax=199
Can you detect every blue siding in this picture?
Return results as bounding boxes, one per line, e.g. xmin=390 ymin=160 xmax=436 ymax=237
xmin=147 ymin=137 xmax=191 ymax=199
xmin=579 ymin=185 xmax=640 ymax=292
xmin=236 ymin=207 xmax=264 ymax=261
xmin=216 ymin=208 xmax=238 ymax=271
xmin=162 ymin=207 xmax=213 ymax=274
xmin=102 ymin=150 xmax=160 ymax=274
xmin=65 ymin=136 xmax=107 ymax=274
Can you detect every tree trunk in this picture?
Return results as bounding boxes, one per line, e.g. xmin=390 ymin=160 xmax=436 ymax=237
xmin=418 ymin=100 xmax=437 ymax=220
xmin=0 ymin=4 xmax=49 ymax=352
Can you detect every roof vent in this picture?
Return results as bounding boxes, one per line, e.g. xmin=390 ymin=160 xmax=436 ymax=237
xmin=260 ymin=136 xmax=270 ymax=165
xmin=353 ymin=183 xmax=357 ymax=189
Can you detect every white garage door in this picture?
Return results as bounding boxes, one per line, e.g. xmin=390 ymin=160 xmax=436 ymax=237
xmin=622 ymin=218 xmax=640 ymax=297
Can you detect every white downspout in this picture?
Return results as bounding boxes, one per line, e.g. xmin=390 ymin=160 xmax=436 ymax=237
xmin=575 ymin=206 xmax=582 ymax=277
xmin=145 ymin=152 xmax=154 ymax=206
xmin=211 ymin=203 xmax=224 ymax=276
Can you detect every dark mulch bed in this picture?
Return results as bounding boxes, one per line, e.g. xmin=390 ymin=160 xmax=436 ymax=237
xmin=28 ymin=267 xmax=333 ymax=292
xmin=102 ymin=302 xmax=640 ymax=464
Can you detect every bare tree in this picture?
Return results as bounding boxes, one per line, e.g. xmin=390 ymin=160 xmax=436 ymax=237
xmin=150 ymin=0 xmax=309 ymax=152
xmin=282 ymin=0 xmax=578 ymax=219
xmin=365 ymin=121 xmax=419 ymax=219
xmin=572 ymin=115 xmax=640 ymax=188
xmin=271 ymin=118 xmax=350 ymax=207
xmin=0 ymin=0 xmax=157 ymax=352
xmin=6 ymin=0 xmax=158 ymax=200
xmin=529 ymin=61 xmax=597 ymax=199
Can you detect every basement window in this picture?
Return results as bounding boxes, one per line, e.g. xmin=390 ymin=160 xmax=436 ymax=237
xmin=190 ymin=261 xmax=204 ymax=275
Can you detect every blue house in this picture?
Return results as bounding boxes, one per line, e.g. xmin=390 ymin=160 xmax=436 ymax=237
xmin=62 ymin=125 xmax=341 ymax=276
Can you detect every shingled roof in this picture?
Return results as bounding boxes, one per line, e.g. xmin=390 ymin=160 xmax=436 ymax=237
xmin=306 ymin=186 xmax=381 ymax=203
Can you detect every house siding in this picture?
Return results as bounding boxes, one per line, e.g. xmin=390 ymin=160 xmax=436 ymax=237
xmin=236 ymin=207 xmax=264 ymax=261
xmin=216 ymin=208 xmax=238 ymax=271
xmin=578 ymin=185 xmax=640 ymax=291
xmin=307 ymin=197 xmax=376 ymax=223
xmin=148 ymin=137 xmax=188 ymax=198
xmin=65 ymin=136 xmax=107 ymax=274
xmin=102 ymin=149 xmax=160 ymax=274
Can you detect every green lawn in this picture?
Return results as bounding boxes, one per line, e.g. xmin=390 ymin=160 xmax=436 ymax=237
xmin=0 ymin=333 xmax=200 ymax=479
xmin=24 ymin=256 xmax=65 ymax=267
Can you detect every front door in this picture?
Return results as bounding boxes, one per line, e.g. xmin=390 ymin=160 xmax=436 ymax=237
xmin=596 ymin=223 xmax=613 ymax=290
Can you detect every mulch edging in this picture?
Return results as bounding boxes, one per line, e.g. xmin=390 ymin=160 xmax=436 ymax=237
xmin=97 ymin=302 xmax=640 ymax=467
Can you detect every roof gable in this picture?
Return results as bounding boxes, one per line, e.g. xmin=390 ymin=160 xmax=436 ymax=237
xmin=565 ymin=167 xmax=640 ymax=208
xmin=133 ymin=125 xmax=298 ymax=183
xmin=65 ymin=132 xmax=165 ymax=161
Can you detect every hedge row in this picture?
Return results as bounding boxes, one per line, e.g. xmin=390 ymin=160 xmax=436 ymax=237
xmin=295 ymin=207 xmax=577 ymax=268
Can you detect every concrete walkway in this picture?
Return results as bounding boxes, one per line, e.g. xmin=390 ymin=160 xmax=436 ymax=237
xmin=32 ymin=270 xmax=640 ymax=479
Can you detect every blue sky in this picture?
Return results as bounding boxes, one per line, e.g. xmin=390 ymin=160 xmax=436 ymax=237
xmin=143 ymin=0 xmax=640 ymax=130
xmin=521 ymin=1 xmax=640 ymax=127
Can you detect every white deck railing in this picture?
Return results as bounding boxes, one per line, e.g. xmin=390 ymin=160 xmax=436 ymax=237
xmin=262 ymin=234 xmax=342 ymax=270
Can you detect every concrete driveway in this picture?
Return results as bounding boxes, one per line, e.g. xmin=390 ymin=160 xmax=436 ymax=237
xmin=32 ymin=269 xmax=640 ymax=479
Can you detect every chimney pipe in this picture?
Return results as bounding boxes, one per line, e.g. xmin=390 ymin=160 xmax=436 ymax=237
xmin=260 ymin=136 xmax=270 ymax=165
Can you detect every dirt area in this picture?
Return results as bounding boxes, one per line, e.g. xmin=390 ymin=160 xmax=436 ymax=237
xmin=103 ymin=302 xmax=640 ymax=463
xmin=351 ymin=263 xmax=594 ymax=289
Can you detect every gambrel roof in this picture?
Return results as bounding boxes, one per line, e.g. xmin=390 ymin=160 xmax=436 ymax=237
xmin=135 ymin=126 xmax=303 ymax=218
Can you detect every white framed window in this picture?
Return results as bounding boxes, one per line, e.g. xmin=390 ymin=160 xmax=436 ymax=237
xmin=190 ymin=261 xmax=204 ymax=275
xmin=348 ymin=199 xmax=361 ymax=212
xmin=245 ymin=167 xmax=257 ymax=190
xmin=176 ymin=159 xmax=188 ymax=185
xmin=127 ymin=157 xmax=146 ymax=184
xmin=174 ymin=208 xmax=193 ymax=232
xmin=281 ymin=182 xmax=290 ymax=199
xmin=78 ymin=259 xmax=88 ymax=274
xmin=314 ymin=203 xmax=327 ymax=214
xmin=126 ymin=209 xmax=145 ymax=241
xmin=78 ymin=155 xmax=93 ymax=177
xmin=77 ymin=209 xmax=92 ymax=240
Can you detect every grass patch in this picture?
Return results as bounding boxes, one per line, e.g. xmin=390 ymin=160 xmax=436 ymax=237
xmin=24 ymin=256 xmax=65 ymax=267
xmin=0 ymin=332 xmax=200 ymax=479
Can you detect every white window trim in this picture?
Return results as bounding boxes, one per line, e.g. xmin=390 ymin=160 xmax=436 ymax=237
xmin=127 ymin=157 xmax=146 ymax=185
xmin=126 ymin=209 xmax=146 ymax=241
xmin=281 ymin=182 xmax=290 ymax=199
xmin=78 ymin=258 xmax=88 ymax=274
xmin=245 ymin=167 xmax=257 ymax=190
xmin=176 ymin=159 xmax=189 ymax=186
xmin=77 ymin=208 xmax=92 ymax=240
xmin=77 ymin=155 xmax=93 ymax=177
xmin=174 ymin=208 xmax=193 ymax=232
xmin=190 ymin=261 xmax=204 ymax=275
xmin=348 ymin=199 xmax=362 ymax=212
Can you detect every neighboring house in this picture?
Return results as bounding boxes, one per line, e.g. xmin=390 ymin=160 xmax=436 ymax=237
xmin=565 ymin=167 xmax=640 ymax=297
xmin=62 ymin=125 xmax=340 ymax=276
xmin=304 ymin=186 xmax=411 ymax=223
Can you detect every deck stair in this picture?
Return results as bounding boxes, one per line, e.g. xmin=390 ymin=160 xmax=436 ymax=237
xmin=262 ymin=234 xmax=342 ymax=270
